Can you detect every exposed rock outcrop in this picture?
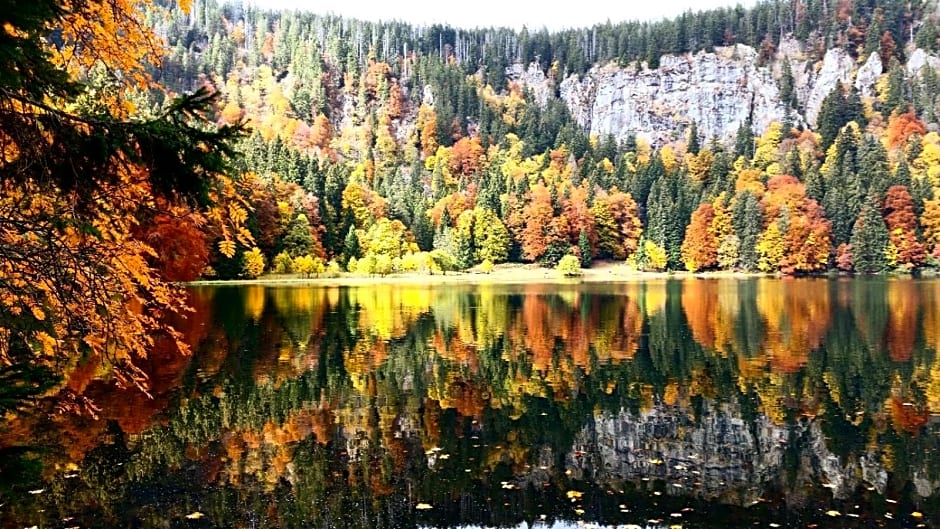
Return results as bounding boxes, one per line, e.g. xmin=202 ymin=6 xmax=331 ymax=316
xmin=803 ymin=47 xmax=855 ymax=127
xmin=855 ymin=52 xmax=883 ymax=98
xmin=558 ymin=45 xmax=787 ymax=146
xmin=509 ymin=41 xmax=940 ymax=147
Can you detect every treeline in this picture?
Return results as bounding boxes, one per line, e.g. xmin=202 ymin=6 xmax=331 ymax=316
xmin=132 ymin=0 xmax=940 ymax=280
xmin=158 ymin=0 xmax=938 ymax=85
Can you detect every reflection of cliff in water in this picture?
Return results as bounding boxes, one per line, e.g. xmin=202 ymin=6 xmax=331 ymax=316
xmin=4 ymin=279 xmax=940 ymax=528
xmin=567 ymin=402 xmax=936 ymax=507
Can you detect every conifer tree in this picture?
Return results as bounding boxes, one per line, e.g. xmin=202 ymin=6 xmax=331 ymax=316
xmin=578 ymin=228 xmax=592 ymax=267
xmin=850 ymin=200 xmax=889 ymax=274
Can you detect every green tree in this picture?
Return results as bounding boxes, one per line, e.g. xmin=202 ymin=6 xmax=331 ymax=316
xmin=850 ymin=200 xmax=889 ymax=273
xmin=343 ymin=225 xmax=361 ymax=265
xmin=430 ymin=249 xmax=457 ymax=274
xmin=732 ymin=191 xmax=762 ymax=271
xmin=283 ymin=214 xmax=315 ymax=257
xmin=578 ymin=228 xmax=592 ymax=267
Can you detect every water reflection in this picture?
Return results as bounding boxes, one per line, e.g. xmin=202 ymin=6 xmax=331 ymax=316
xmin=2 ymin=278 xmax=940 ymax=528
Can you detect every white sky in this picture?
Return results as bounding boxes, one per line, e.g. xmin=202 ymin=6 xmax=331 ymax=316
xmin=245 ymin=0 xmax=757 ymax=30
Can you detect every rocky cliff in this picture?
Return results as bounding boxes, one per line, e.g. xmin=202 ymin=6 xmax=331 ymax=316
xmin=507 ymin=40 xmax=940 ymax=146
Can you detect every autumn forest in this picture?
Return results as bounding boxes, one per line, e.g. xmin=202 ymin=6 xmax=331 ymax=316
xmin=8 ymin=0 xmax=940 ymax=526
xmin=43 ymin=0 xmax=920 ymax=284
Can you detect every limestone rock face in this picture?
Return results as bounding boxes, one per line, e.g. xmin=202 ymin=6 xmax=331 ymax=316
xmin=506 ymin=62 xmax=552 ymax=106
xmin=508 ymin=43 xmax=940 ymax=147
xmin=557 ymin=45 xmax=787 ymax=146
xmin=855 ymin=52 xmax=883 ymax=99
xmin=803 ymin=47 xmax=855 ymax=127
xmin=907 ymin=48 xmax=940 ymax=77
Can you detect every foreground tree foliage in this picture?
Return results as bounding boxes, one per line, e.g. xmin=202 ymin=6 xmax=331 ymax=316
xmin=0 ymin=0 xmax=244 ymax=392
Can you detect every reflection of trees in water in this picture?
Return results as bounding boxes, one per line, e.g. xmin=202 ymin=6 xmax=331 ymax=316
xmin=5 ymin=279 xmax=940 ymax=528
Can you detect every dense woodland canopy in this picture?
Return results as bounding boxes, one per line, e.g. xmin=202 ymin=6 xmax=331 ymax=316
xmin=125 ymin=0 xmax=940 ymax=280
xmin=6 ymin=0 xmax=940 ymax=395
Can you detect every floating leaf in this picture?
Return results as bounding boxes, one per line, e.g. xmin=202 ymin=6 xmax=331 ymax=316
xmin=185 ymin=512 xmax=205 ymax=519
xmin=415 ymin=503 xmax=432 ymax=510
xmin=825 ymin=510 xmax=841 ymax=517
xmin=566 ymin=490 xmax=583 ymax=500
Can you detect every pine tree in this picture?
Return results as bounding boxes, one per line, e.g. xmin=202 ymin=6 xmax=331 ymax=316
xmin=734 ymin=118 xmax=755 ymax=159
xmin=817 ymin=82 xmax=846 ymax=150
xmin=343 ymin=225 xmax=361 ymax=265
xmin=455 ymin=232 xmax=475 ymax=270
xmin=779 ymin=59 xmax=797 ymax=110
xmin=687 ymin=121 xmax=701 ymax=155
xmin=850 ymin=200 xmax=889 ymax=273
xmin=282 ymin=214 xmax=315 ymax=257
xmin=578 ymin=228 xmax=592 ymax=267
xmin=733 ymin=191 xmax=761 ymax=271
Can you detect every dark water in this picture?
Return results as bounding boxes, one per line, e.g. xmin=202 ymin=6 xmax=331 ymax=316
xmin=2 ymin=278 xmax=940 ymax=528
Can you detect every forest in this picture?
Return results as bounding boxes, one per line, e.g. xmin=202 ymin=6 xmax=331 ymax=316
xmin=124 ymin=0 xmax=940 ymax=280
xmin=5 ymin=0 xmax=940 ymax=391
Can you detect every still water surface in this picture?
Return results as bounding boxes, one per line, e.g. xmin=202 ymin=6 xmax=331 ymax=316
xmin=2 ymin=278 xmax=940 ymax=528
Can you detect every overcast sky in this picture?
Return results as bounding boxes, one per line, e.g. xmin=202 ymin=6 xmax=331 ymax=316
xmin=245 ymin=0 xmax=757 ymax=30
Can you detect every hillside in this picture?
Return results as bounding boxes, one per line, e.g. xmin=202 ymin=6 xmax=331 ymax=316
xmin=136 ymin=0 xmax=940 ymax=278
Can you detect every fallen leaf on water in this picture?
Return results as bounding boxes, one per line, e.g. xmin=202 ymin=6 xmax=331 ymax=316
xmin=912 ymin=512 xmax=924 ymax=518
xmin=415 ymin=503 xmax=432 ymax=510
xmin=574 ymin=508 xmax=585 ymax=515
xmin=185 ymin=512 xmax=204 ymax=519
xmin=27 ymin=489 xmax=44 ymax=495
xmin=566 ymin=490 xmax=583 ymax=500
xmin=825 ymin=510 xmax=841 ymax=517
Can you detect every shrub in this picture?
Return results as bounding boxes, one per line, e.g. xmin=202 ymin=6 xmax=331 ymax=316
xmin=556 ymin=254 xmax=582 ymax=277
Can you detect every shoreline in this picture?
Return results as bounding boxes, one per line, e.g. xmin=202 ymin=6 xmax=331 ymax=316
xmin=187 ymin=262 xmax=777 ymax=287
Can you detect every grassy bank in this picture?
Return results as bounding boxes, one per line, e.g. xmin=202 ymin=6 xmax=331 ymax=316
xmin=187 ymin=261 xmax=769 ymax=287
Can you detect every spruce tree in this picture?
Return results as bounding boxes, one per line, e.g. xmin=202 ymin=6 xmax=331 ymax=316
xmin=733 ymin=191 xmax=761 ymax=271
xmin=578 ymin=228 xmax=592 ymax=267
xmin=687 ymin=121 xmax=701 ymax=155
xmin=850 ymin=200 xmax=889 ymax=274
xmin=343 ymin=225 xmax=361 ymax=265
xmin=283 ymin=214 xmax=315 ymax=257
xmin=817 ymin=83 xmax=846 ymax=150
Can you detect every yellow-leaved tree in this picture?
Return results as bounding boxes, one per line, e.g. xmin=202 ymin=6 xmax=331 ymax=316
xmin=0 ymin=0 xmax=246 ymax=396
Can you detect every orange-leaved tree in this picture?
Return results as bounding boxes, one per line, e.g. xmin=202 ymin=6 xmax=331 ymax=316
xmin=0 ymin=0 xmax=246 ymax=394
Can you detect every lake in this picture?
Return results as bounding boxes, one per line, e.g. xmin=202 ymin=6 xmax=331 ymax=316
xmin=2 ymin=278 xmax=940 ymax=528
